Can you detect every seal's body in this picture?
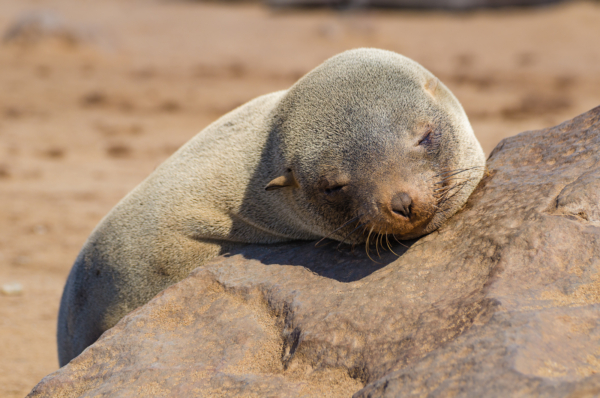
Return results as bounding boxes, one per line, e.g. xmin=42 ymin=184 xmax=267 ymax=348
xmin=58 ymin=48 xmax=485 ymax=366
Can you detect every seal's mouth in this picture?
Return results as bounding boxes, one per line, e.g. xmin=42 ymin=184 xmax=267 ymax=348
xmin=316 ymin=200 xmax=435 ymax=250
xmin=362 ymin=203 xmax=436 ymax=240
xmin=359 ymin=185 xmax=438 ymax=237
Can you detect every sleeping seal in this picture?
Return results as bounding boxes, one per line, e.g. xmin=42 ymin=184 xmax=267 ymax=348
xmin=57 ymin=48 xmax=485 ymax=366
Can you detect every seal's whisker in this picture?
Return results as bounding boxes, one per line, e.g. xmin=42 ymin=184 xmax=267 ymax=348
xmin=441 ymin=179 xmax=470 ymax=195
xmin=438 ymin=179 xmax=470 ymax=207
xmin=433 ymin=166 xmax=484 ymax=179
xmin=375 ymin=215 xmax=387 ymax=258
xmin=434 ymin=184 xmax=457 ymax=193
xmin=375 ymin=229 xmax=383 ymax=258
xmin=437 ymin=179 xmax=472 ymax=209
xmin=336 ymin=223 xmax=366 ymax=249
xmin=433 ymin=176 xmax=470 ymax=187
xmin=392 ymin=234 xmax=410 ymax=248
xmin=442 ymin=182 xmax=469 ymax=203
xmin=315 ymin=216 xmax=360 ymax=248
xmin=438 ymin=177 xmax=472 ymax=194
xmin=371 ymin=216 xmax=384 ymax=258
xmin=385 ymin=228 xmax=400 ymax=256
xmin=365 ymin=226 xmax=375 ymax=261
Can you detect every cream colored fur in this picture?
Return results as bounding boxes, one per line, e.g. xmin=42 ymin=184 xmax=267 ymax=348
xmin=57 ymin=48 xmax=485 ymax=366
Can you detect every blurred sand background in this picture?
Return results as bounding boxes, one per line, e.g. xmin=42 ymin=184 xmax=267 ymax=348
xmin=0 ymin=0 xmax=599 ymax=396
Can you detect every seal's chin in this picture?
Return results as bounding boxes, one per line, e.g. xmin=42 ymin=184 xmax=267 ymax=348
xmin=332 ymin=220 xmax=431 ymax=246
xmin=390 ymin=224 xmax=434 ymax=241
xmin=328 ymin=212 xmax=435 ymax=245
xmin=366 ymin=219 xmax=433 ymax=241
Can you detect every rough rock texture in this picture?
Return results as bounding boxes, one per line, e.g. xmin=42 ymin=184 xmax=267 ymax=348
xmin=30 ymin=106 xmax=600 ymax=397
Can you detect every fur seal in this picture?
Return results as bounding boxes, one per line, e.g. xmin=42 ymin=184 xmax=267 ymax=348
xmin=57 ymin=48 xmax=485 ymax=366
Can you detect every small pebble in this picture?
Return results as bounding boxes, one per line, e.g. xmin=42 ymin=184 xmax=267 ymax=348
xmin=1 ymin=282 xmax=24 ymax=296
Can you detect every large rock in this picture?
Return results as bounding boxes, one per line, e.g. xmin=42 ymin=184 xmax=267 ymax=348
xmin=30 ymin=106 xmax=600 ymax=397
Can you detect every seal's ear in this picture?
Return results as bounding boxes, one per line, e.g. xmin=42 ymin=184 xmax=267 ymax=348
xmin=425 ymin=77 xmax=439 ymax=96
xmin=265 ymin=169 xmax=298 ymax=191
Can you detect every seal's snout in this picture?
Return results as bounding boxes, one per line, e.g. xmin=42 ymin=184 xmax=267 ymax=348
xmin=357 ymin=185 xmax=436 ymax=239
xmin=391 ymin=192 xmax=412 ymax=219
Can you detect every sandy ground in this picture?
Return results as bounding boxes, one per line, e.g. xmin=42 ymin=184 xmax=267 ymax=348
xmin=0 ymin=0 xmax=599 ymax=395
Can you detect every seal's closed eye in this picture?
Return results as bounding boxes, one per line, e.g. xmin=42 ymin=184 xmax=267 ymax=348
xmin=418 ymin=129 xmax=433 ymax=146
xmin=324 ymin=185 xmax=345 ymax=195
xmin=417 ymin=125 xmax=441 ymax=151
xmin=318 ymin=175 xmax=349 ymax=197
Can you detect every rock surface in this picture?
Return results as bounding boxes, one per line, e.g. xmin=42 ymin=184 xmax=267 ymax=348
xmin=29 ymin=106 xmax=600 ymax=397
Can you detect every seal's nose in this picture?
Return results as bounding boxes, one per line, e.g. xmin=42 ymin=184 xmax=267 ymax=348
xmin=391 ymin=192 xmax=412 ymax=218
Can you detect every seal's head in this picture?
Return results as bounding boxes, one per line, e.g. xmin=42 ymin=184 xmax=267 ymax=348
xmin=265 ymin=48 xmax=485 ymax=244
